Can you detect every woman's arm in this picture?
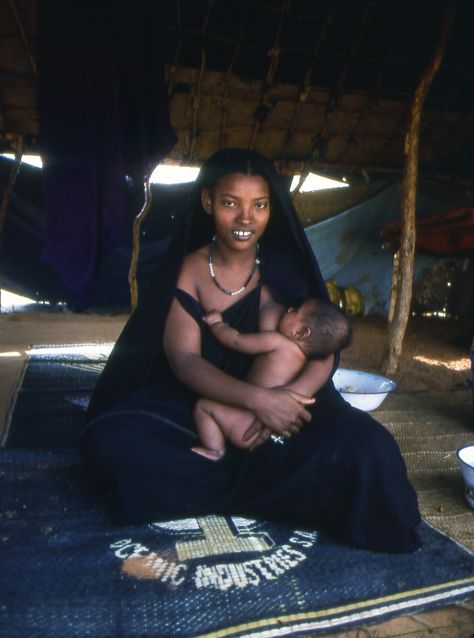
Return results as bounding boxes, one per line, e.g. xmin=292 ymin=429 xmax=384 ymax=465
xmin=285 ymin=354 xmax=334 ymax=397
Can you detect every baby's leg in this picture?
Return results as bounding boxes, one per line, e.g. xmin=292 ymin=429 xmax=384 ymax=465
xmin=193 ymin=399 xmax=227 ymax=460
xmin=193 ymin=399 xmax=255 ymax=459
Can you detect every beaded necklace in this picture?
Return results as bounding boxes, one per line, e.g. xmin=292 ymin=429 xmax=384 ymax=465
xmin=208 ymin=235 xmax=260 ymax=296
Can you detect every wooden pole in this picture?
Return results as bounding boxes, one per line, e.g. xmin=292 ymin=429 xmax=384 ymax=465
xmin=0 ymin=136 xmax=23 ymax=242
xmin=387 ymin=250 xmax=399 ymax=324
xmin=382 ymin=1 xmax=457 ymax=376
xmin=8 ymin=0 xmax=37 ymax=75
xmin=0 ymin=136 xmax=23 ymax=313
xmin=128 ymin=178 xmax=152 ymax=313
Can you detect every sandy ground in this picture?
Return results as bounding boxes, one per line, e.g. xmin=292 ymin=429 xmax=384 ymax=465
xmin=340 ymin=314 xmax=474 ymax=394
xmin=1 ymin=309 xmax=472 ymax=435
xmin=0 ymin=311 xmax=124 ymax=436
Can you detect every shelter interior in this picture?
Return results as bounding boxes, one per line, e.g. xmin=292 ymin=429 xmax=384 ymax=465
xmin=1 ymin=0 xmax=474 ymax=180
xmin=1 ymin=0 xmax=473 ymax=318
xmin=0 ymin=2 xmax=474 ymax=637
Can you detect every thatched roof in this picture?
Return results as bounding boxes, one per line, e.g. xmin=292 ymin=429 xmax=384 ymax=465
xmin=1 ymin=0 xmax=473 ymax=183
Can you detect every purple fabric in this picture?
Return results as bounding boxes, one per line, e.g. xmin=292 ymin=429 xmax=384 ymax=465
xmin=37 ymin=1 xmax=176 ymax=308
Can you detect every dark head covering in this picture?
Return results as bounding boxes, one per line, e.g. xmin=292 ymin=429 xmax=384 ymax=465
xmin=87 ymin=148 xmax=331 ymax=418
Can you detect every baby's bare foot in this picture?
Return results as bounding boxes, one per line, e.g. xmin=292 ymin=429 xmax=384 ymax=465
xmin=191 ymin=446 xmax=224 ymax=461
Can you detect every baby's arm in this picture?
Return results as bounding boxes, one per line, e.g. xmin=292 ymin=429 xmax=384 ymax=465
xmin=203 ymin=311 xmax=283 ymax=355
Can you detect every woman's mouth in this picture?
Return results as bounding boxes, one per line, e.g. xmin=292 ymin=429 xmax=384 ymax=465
xmin=232 ymin=229 xmax=254 ymax=241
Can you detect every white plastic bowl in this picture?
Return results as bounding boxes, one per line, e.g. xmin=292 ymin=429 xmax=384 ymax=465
xmin=332 ymin=368 xmax=397 ymax=411
xmin=457 ymin=444 xmax=474 ymax=509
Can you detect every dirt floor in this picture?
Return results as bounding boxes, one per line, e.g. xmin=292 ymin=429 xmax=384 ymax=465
xmin=1 ymin=309 xmax=473 ymax=386
xmin=0 ymin=309 xmax=473 ymax=432
xmin=340 ymin=313 xmax=473 ymax=394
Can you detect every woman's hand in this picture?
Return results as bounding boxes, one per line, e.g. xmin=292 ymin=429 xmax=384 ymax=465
xmin=244 ymin=422 xmax=273 ymax=449
xmin=247 ymin=386 xmax=315 ymax=438
xmin=228 ymin=419 xmax=276 ymax=451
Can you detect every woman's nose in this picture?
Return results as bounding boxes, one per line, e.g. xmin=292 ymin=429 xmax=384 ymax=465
xmin=237 ymin=204 xmax=253 ymax=223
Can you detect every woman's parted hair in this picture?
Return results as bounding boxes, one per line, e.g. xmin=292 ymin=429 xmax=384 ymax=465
xmin=195 ymin=148 xmax=277 ymax=192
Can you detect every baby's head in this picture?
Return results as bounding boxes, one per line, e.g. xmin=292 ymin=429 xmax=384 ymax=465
xmin=278 ymin=297 xmax=352 ymax=359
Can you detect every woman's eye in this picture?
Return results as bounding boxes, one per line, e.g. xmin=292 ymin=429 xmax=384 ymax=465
xmin=223 ymin=199 xmax=236 ymax=207
xmin=255 ymin=201 xmax=268 ymax=210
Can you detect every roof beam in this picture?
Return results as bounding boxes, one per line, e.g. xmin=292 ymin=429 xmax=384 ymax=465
xmin=292 ymin=0 xmax=376 ymax=195
xmin=219 ymin=22 xmax=245 ymax=149
xmin=187 ymin=2 xmax=213 ymax=161
xmin=8 ymin=0 xmax=36 ymax=76
xmin=280 ymin=0 xmax=336 ymax=160
xmin=248 ymin=0 xmax=290 ymax=151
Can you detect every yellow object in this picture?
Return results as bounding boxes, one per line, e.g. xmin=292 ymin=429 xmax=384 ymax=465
xmin=342 ymin=287 xmax=364 ymax=316
xmin=325 ymin=279 xmax=342 ymax=306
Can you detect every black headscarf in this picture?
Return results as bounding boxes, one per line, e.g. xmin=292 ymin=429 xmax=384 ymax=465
xmin=87 ymin=149 xmax=331 ymax=419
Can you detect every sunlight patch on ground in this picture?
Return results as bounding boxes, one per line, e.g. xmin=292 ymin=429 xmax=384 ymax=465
xmin=1 ymin=153 xmax=42 ymax=167
xmin=413 ymin=354 xmax=471 ymax=372
xmin=1 ymin=289 xmax=38 ymax=311
xmin=25 ymin=344 xmax=113 ymax=358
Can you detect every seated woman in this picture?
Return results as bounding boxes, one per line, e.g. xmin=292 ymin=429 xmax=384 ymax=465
xmin=82 ymin=148 xmax=421 ymax=553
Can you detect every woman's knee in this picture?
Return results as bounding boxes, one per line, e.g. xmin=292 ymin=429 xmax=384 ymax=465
xmin=305 ymin=404 xmax=406 ymax=475
xmin=81 ymin=416 xmax=139 ymax=472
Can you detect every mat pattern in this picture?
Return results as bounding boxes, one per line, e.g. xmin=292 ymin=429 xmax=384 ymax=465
xmin=3 ymin=344 xmax=109 ymax=449
xmin=376 ymin=391 xmax=474 ymax=553
xmin=1 ymin=346 xmax=474 ymax=638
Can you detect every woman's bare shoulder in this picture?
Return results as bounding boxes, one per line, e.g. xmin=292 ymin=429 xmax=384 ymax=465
xmin=177 ymin=246 xmax=208 ymax=294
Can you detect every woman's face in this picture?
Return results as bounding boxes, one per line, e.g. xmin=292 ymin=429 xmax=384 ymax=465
xmin=202 ymin=172 xmax=270 ymax=252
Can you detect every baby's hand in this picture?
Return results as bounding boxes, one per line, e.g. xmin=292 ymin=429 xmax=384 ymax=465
xmin=203 ymin=310 xmax=224 ymax=326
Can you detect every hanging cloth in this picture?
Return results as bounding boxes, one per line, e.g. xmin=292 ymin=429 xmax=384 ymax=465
xmin=37 ymin=0 xmax=177 ymax=309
